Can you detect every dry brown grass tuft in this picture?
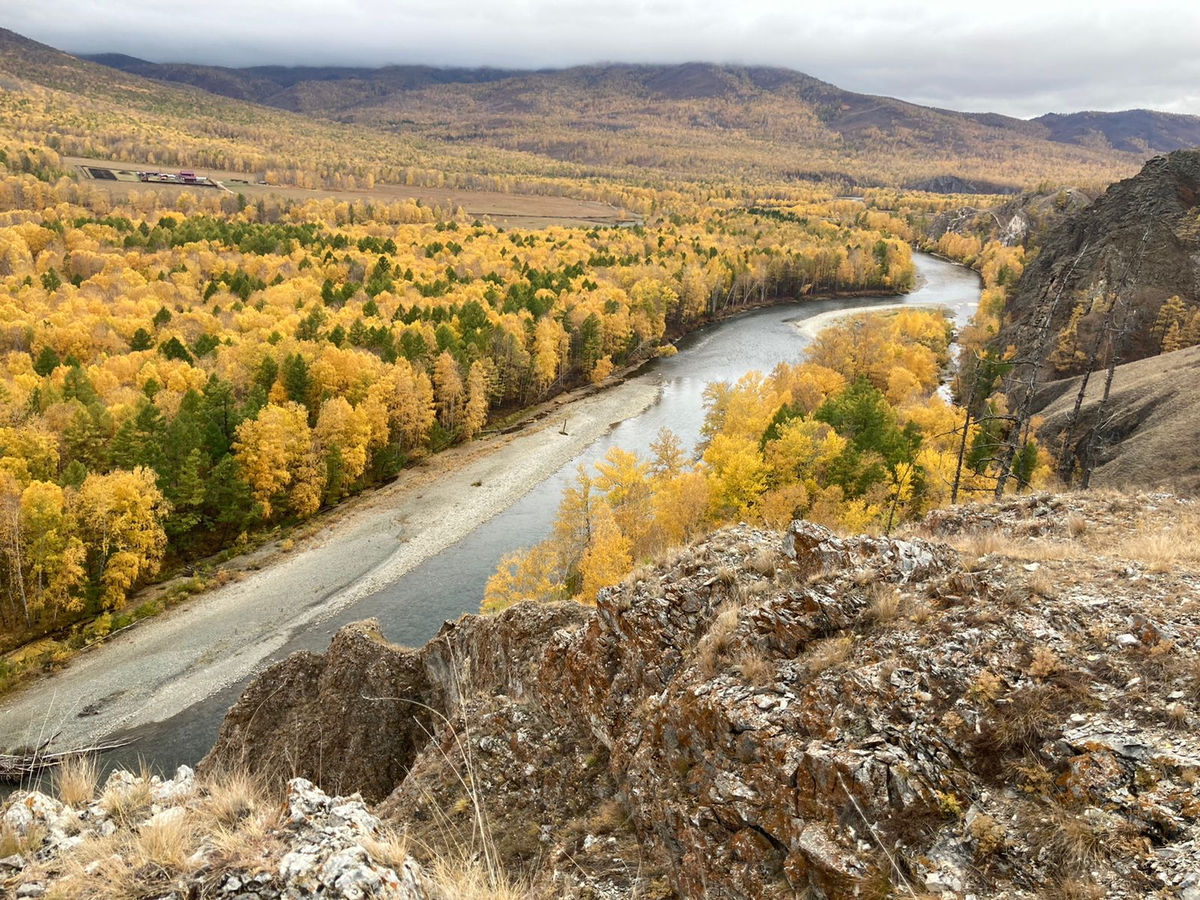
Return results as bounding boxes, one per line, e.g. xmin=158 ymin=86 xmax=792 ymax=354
xmin=1 ymin=822 xmax=46 ymax=859
xmin=56 ymin=831 xmax=143 ymax=900
xmin=734 ymin=646 xmax=775 ymax=685
xmin=196 ymin=769 xmax=266 ymax=830
xmin=55 ymin=754 xmax=99 ymax=807
xmin=973 ymin=685 xmax=1058 ymax=756
xmin=867 ymin=584 xmax=904 ymax=625
xmin=696 ymin=603 xmax=741 ymax=676
xmin=805 ymin=635 xmax=854 ymax=676
xmin=1051 ymin=877 xmax=1107 ymax=900
xmin=1066 ymin=514 xmax=1088 ymax=539
xmin=587 ymin=798 xmax=629 ymax=835
xmin=362 ymin=828 xmax=412 ymax=873
xmin=1029 ymin=647 xmax=1061 ymax=679
xmin=747 ymin=548 xmax=778 ymax=578
xmin=1167 ymin=702 xmax=1190 ymax=729
xmin=1028 ymin=569 xmax=1057 ymax=600
xmin=429 ymin=857 xmax=529 ymax=900
xmin=100 ymin=771 xmax=154 ymax=827
xmin=138 ymin=809 xmax=197 ymax=871
xmin=1029 ymin=806 xmax=1139 ymax=877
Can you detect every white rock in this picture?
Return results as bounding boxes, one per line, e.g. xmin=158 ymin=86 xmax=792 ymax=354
xmin=142 ymin=806 xmax=186 ymax=831
xmin=153 ymin=765 xmax=196 ymax=804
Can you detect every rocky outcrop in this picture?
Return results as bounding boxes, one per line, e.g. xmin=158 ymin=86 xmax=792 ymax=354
xmin=926 ymin=187 xmax=1095 ymax=249
xmin=1001 ymin=149 xmax=1200 ymax=381
xmin=200 ymin=602 xmax=588 ymax=802
xmin=197 ymin=493 xmax=1200 ymax=898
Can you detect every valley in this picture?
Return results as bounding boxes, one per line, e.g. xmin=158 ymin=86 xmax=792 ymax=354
xmin=1 ymin=14 xmax=1199 ymax=899
xmin=0 ymin=253 xmax=979 ymax=774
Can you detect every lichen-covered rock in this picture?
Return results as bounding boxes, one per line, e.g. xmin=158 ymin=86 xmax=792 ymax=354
xmin=201 ymin=603 xmax=589 ymax=802
xmin=201 ymin=493 xmax=1200 ymax=898
xmin=278 ymin=778 xmax=428 ymax=899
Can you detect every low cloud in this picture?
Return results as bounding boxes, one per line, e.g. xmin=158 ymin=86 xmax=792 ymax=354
xmin=9 ymin=0 xmax=1200 ymax=118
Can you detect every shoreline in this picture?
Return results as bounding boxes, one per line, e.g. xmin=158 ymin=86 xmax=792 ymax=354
xmin=790 ymin=300 xmax=944 ymax=340
xmin=0 ymin=278 xmax=931 ymax=756
xmin=0 ymin=374 xmax=661 ymax=754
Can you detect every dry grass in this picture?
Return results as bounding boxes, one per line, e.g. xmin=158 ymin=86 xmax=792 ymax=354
xmin=428 ymin=857 xmax=529 ymax=900
xmin=805 ymin=635 xmax=854 ymax=677
xmin=950 ymin=530 xmax=1085 ymax=565
xmin=867 ymin=584 xmax=904 ymax=625
xmin=1029 ymin=647 xmax=1061 ymax=679
xmin=1120 ymin=508 xmax=1200 ymax=573
xmin=100 ymin=770 xmax=154 ymax=827
xmin=195 ymin=769 xmax=266 ymax=830
xmin=362 ymin=829 xmax=413 ymax=872
xmin=14 ymin=756 xmax=532 ymax=900
xmin=1051 ymin=877 xmax=1107 ymax=900
xmin=1028 ymin=569 xmax=1057 ymax=600
xmin=973 ymin=686 xmax=1057 ymax=756
xmin=747 ymin=548 xmax=778 ymax=578
xmin=696 ymin=603 xmax=740 ymax=676
xmin=1 ymin=822 xmax=46 ymax=859
xmin=138 ymin=810 xmax=196 ymax=871
xmin=734 ymin=646 xmax=775 ymax=685
xmin=1028 ymin=806 xmax=1139 ymax=877
xmin=54 ymin=754 xmax=99 ymax=807
xmin=587 ymin=798 xmax=629 ymax=835
xmin=56 ymin=831 xmax=145 ymax=900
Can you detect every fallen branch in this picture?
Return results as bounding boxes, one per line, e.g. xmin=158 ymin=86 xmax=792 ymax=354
xmin=0 ymin=735 xmax=133 ymax=780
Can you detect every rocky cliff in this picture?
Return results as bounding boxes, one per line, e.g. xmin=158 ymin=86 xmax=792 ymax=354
xmin=196 ymin=493 xmax=1200 ymax=898
xmin=1000 ymin=150 xmax=1200 ymax=382
xmin=6 ymin=494 xmax=1200 ymax=898
xmin=991 ymin=150 xmax=1200 ymax=489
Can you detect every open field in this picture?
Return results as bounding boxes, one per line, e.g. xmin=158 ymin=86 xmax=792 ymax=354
xmin=67 ymin=156 xmax=631 ymax=227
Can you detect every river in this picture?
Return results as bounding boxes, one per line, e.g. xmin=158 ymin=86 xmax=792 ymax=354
xmin=55 ymin=252 xmax=982 ymax=777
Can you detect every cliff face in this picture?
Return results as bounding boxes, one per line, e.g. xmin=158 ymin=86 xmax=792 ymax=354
xmin=1001 ymin=150 xmax=1200 ymax=382
xmin=201 ymin=493 xmax=1200 ymax=899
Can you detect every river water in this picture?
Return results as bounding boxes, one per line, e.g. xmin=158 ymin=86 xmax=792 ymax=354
xmin=97 ymin=252 xmax=979 ymax=775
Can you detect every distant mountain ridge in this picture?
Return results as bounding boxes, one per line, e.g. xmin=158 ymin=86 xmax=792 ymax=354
xmin=0 ymin=25 xmax=1187 ymax=190
xmin=86 ymin=53 xmax=1200 ymax=158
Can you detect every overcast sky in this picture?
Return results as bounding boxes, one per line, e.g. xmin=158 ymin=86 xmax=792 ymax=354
xmin=6 ymin=0 xmax=1200 ymax=118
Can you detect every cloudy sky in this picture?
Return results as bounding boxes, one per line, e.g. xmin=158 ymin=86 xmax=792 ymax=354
xmin=7 ymin=0 xmax=1200 ymax=118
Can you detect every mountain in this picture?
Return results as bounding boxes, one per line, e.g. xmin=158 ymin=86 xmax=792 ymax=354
xmin=12 ymin=497 xmax=1195 ymax=897
xmin=1002 ymin=150 xmax=1200 ymax=379
xmin=72 ymin=48 xmax=1171 ymax=191
xmin=1033 ymin=109 xmax=1200 ymax=154
xmin=87 ymin=54 xmax=1200 ymax=158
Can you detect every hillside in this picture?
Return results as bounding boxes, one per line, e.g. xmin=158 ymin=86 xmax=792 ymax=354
xmin=6 ymin=493 xmax=1200 ymax=897
xmin=1035 ymin=344 xmax=1200 ymax=493
xmin=55 ymin=43 xmax=1159 ymax=190
xmin=1000 ymin=149 xmax=1200 ymax=380
xmin=88 ymin=54 xmax=1200 ymax=162
xmin=1033 ymin=109 xmax=1200 ymax=155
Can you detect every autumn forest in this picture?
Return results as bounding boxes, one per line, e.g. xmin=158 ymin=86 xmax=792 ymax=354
xmin=0 ymin=25 xmax=1163 ymax=686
